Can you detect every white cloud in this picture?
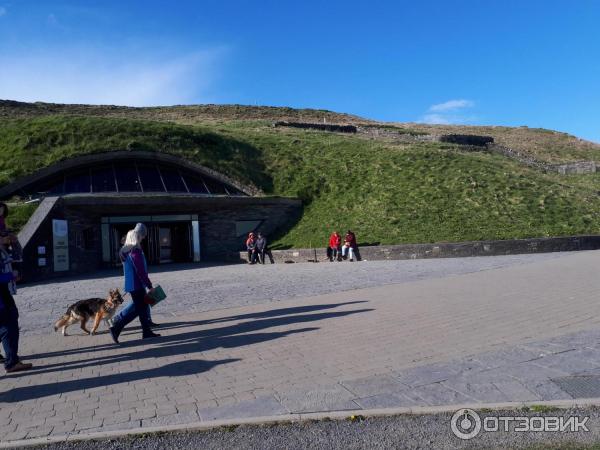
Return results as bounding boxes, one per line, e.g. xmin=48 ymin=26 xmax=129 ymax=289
xmin=428 ymin=99 xmax=474 ymax=112
xmin=0 ymin=46 xmax=228 ymax=106
xmin=421 ymin=113 xmax=452 ymax=125
xmin=0 ymin=6 xmax=7 ymax=17
xmin=419 ymin=99 xmax=476 ymax=125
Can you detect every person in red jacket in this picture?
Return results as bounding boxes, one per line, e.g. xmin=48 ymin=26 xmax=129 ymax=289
xmin=328 ymin=231 xmax=342 ymax=261
xmin=246 ymin=232 xmax=257 ymax=264
xmin=341 ymin=230 xmax=358 ymax=262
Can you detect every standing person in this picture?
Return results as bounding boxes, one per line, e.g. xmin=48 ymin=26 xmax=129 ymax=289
xmin=255 ymin=232 xmax=274 ymax=264
xmin=109 ymin=227 xmax=160 ymax=344
xmin=0 ymin=227 xmax=17 ymax=364
xmin=113 ymin=225 xmax=160 ymax=329
xmin=328 ymin=231 xmax=342 ymax=262
xmin=133 ymin=223 xmax=159 ymax=328
xmin=341 ymin=230 xmax=358 ymax=262
xmin=0 ymin=235 xmax=32 ymax=373
xmin=245 ymin=232 xmax=257 ymax=264
xmin=0 ymin=203 xmax=22 ymax=263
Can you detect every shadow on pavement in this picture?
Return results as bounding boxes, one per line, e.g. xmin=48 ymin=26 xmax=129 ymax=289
xmin=24 ymin=302 xmax=371 ymax=361
xmin=133 ymin=300 xmax=369 ymax=332
xmin=0 ymin=303 xmax=373 ymax=402
xmin=0 ymin=359 xmax=238 ymax=403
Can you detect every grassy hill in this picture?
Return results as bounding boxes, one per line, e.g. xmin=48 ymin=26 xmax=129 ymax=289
xmin=2 ymin=101 xmax=600 ymax=248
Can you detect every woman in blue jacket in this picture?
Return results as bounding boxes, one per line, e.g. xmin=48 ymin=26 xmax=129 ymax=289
xmin=109 ymin=225 xmax=160 ymax=344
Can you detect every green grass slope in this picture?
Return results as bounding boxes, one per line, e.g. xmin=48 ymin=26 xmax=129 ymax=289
xmin=1 ymin=113 xmax=600 ymax=247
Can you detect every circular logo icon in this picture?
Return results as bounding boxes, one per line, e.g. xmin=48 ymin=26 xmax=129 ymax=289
xmin=451 ymin=408 xmax=482 ymax=440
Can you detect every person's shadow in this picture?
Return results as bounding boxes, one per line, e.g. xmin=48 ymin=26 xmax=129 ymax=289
xmin=0 ymin=302 xmax=373 ymax=403
xmin=0 ymin=359 xmax=237 ymax=403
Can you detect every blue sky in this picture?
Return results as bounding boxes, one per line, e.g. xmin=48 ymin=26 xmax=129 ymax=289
xmin=0 ymin=0 xmax=599 ymax=142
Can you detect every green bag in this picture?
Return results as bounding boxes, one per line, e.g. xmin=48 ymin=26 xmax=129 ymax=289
xmin=144 ymin=285 xmax=167 ymax=307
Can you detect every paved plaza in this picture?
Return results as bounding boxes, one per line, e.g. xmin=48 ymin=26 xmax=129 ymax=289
xmin=3 ymin=251 xmax=600 ymax=445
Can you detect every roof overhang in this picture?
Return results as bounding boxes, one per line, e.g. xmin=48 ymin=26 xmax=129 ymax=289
xmin=0 ymin=150 xmax=257 ymax=199
xmin=59 ymin=193 xmax=301 ymax=215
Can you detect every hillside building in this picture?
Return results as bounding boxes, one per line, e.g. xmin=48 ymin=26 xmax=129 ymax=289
xmin=1 ymin=151 xmax=301 ymax=281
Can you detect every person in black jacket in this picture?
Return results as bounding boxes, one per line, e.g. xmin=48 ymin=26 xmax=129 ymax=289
xmin=0 ymin=235 xmax=32 ymax=373
xmin=255 ymin=232 xmax=274 ymax=264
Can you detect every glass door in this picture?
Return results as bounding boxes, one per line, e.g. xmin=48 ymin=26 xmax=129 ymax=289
xmin=159 ymin=227 xmax=172 ymax=263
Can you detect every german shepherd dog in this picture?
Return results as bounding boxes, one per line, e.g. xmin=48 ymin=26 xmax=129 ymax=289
xmin=54 ymin=289 xmax=125 ymax=336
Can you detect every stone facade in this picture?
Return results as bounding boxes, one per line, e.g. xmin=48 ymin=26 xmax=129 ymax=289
xmin=18 ymin=194 xmax=302 ymax=281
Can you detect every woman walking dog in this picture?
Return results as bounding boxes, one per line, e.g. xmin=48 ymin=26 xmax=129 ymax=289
xmin=109 ymin=223 xmax=160 ymax=344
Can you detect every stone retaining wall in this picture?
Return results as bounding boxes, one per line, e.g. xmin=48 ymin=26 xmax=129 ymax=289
xmin=273 ymin=121 xmax=357 ymax=133
xmin=439 ymin=134 xmax=494 ymax=146
xmin=234 ymin=235 xmax=600 ymax=263
xmin=486 ymin=144 xmax=597 ymax=174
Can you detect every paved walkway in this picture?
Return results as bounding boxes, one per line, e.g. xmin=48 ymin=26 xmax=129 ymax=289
xmin=2 ymin=251 xmax=600 ymax=444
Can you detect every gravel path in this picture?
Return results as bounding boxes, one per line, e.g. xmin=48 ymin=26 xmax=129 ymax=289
xmin=23 ymin=408 xmax=600 ymax=450
xmin=16 ymin=252 xmax=565 ymax=337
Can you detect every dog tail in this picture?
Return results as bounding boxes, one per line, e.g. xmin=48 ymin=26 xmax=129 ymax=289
xmin=54 ymin=311 xmax=71 ymax=332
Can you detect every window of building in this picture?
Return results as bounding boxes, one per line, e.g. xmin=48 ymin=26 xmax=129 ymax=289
xmin=137 ymin=164 xmax=166 ymax=192
xmin=182 ymin=174 xmax=209 ymax=194
xmin=15 ymin=158 xmax=248 ymax=197
xmin=91 ymin=166 xmax=116 ymax=192
xmin=115 ymin=166 xmax=142 ymax=192
xmin=202 ymin=176 xmax=228 ymax=195
xmin=64 ymin=170 xmax=91 ymax=193
xmin=159 ymin=167 xmax=188 ymax=192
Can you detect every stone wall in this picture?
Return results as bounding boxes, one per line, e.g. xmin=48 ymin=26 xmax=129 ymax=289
xmin=550 ymin=161 xmax=597 ymax=174
xmin=357 ymin=126 xmax=434 ymax=143
xmin=199 ymin=202 xmax=302 ymax=260
xmin=18 ymin=194 xmax=302 ymax=281
xmin=439 ymin=134 xmax=494 ymax=146
xmin=235 ymin=235 xmax=600 ymax=264
xmin=486 ymin=144 xmax=597 ymax=174
xmin=273 ymin=121 xmax=357 ymax=133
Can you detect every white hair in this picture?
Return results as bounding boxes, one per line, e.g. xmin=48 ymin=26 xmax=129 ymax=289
xmin=134 ymin=223 xmax=147 ymax=238
xmin=121 ymin=229 xmax=143 ymax=253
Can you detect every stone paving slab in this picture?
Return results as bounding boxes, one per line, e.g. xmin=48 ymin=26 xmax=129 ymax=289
xmin=15 ymin=252 xmax=563 ymax=338
xmin=2 ymin=250 xmax=600 ymax=444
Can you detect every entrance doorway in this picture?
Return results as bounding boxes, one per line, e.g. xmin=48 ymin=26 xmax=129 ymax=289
xmin=108 ymin=222 xmax=193 ymax=265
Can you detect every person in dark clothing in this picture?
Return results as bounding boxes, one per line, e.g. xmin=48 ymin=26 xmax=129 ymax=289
xmin=109 ymin=226 xmax=160 ymax=344
xmin=0 ymin=236 xmax=32 ymax=373
xmin=255 ymin=232 xmax=274 ymax=264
